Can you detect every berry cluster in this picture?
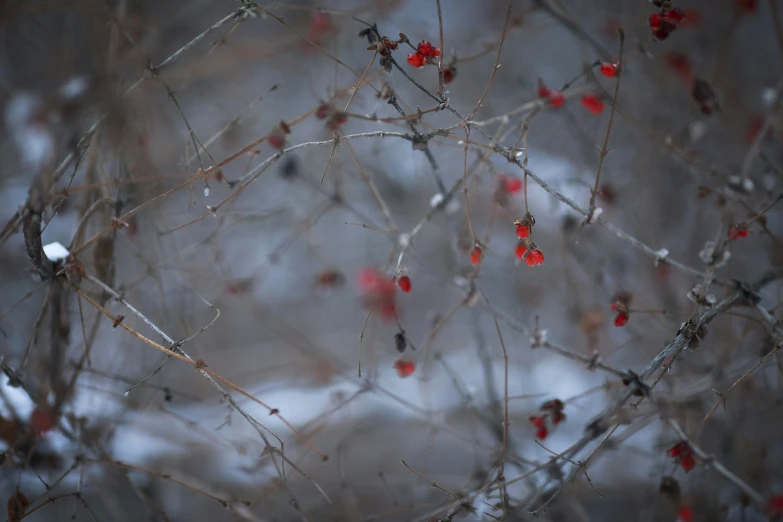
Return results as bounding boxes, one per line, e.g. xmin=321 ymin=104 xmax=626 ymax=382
xmin=537 ymin=79 xmax=565 ymax=108
xmin=528 ymin=399 xmax=566 ymax=440
xmin=648 ymin=1 xmax=690 ymax=41
xmin=513 ymin=213 xmax=545 ymax=267
xmin=407 ymin=40 xmax=441 ymax=69
xmin=668 ymin=441 xmax=696 ymax=472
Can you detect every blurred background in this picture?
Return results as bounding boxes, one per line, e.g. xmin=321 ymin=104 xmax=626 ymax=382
xmin=1 ymin=0 xmax=782 ymax=520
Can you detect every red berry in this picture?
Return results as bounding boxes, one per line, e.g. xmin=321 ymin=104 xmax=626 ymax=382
xmin=614 ymin=312 xmax=629 ymax=327
xmin=443 ymin=66 xmax=456 ymax=84
xmin=316 ymin=103 xmax=333 ymax=120
xmin=30 ymin=405 xmax=56 ymax=437
xmin=397 ymin=275 xmax=411 ymax=293
xmin=535 ymin=426 xmax=548 ymax=439
xmin=470 ymin=245 xmax=483 ymax=265
xmin=394 ymin=359 xmax=415 ymax=378
xmin=599 ymin=62 xmax=618 ymax=78
xmin=653 ymin=23 xmax=677 ymax=41
xmin=548 ymin=90 xmax=565 ymax=108
xmin=516 ymin=224 xmax=530 ymax=239
xmin=663 ymin=8 xmax=685 ymax=23
xmin=728 ymin=226 xmax=749 ymax=240
xmin=679 ymin=454 xmax=696 ymax=472
xmin=268 ymin=132 xmax=286 ymax=150
xmin=529 ymin=415 xmax=545 ymax=428
xmin=537 ymin=79 xmax=551 ymax=98
xmin=357 ymin=268 xmax=397 ymax=320
xmin=668 ymin=442 xmax=688 ymax=458
xmin=767 ymin=494 xmax=783 ymax=515
xmin=502 ymin=175 xmax=523 ymax=194
xmin=581 ymin=93 xmax=604 ymax=115
xmin=417 ymin=40 xmax=441 ymax=58
xmin=551 ymin=411 xmax=566 ymax=425
xmin=663 ymin=52 xmax=693 ymax=82
xmin=515 ymin=243 xmax=526 ymax=260
xmin=407 ymin=52 xmax=427 ymax=68
xmin=525 ymin=248 xmax=545 ymax=267
xmin=649 ymin=13 xmax=663 ymax=30
xmin=610 ymin=302 xmax=619 ymax=311
xmin=677 ymin=504 xmax=695 ymax=522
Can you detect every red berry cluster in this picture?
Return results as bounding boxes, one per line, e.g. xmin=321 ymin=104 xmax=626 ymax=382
xmin=537 ymin=79 xmax=565 ymax=108
xmin=727 ymin=224 xmax=749 ymax=240
xmin=513 ymin=213 xmax=545 ymax=267
xmin=528 ymin=399 xmax=566 ymax=440
xmin=611 ymin=293 xmax=631 ymax=327
xmin=668 ymin=441 xmax=696 ymax=472
xmin=314 ymin=103 xmax=348 ymax=132
xmin=649 ymin=3 xmax=691 ymax=41
xmin=407 ymin=40 xmax=441 ymax=68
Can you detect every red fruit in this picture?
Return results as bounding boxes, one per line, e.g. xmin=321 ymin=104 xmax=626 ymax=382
xmin=537 ymin=79 xmax=551 ymax=98
xmin=610 ymin=302 xmax=619 ymax=311
xmin=397 ymin=275 xmax=411 ymax=293
xmin=767 ymin=494 xmax=783 ymax=515
xmin=358 ymin=268 xmax=394 ymax=294
xmin=728 ymin=226 xmax=749 ymax=240
xmin=443 ymin=66 xmax=456 ymax=84
xmin=679 ymin=454 xmax=696 ymax=472
xmin=599 ymin=62 xmax=618 ymax=78
xmin=515 ymin=243 xmax=526 ymax=260
xmin=551 ymin=411 xmax=566 ymax=425
xmin=379 ymin=37 xmax=398 ymax=56
xmin=529 ymin=415 xmax=545 ymax=428
xmin=663 ymin=8 xmax=685 ymax=23
xmin=668 ymin=442 xmax=689 ymax=458
xmin=737 ymin=0 xmax=757 ymax=13
xmin=548 ymin=90 xmax=565 ymax=107
xmin=649 ymin=13 xmax=663 ymax=30
xmin=663 ymin=52 xmax=693 ymax=82
xmin=470 ymin=246 xmax=483 ymax=265
xmin=525 ymin=248 xmax=545 ymax=267
xmin=268 ymin=132 xmax=286 ymax=150
xmin=677 ymin=504 xmax=695 ymax=522
xmin=581 ymin=93 xmax=604 ymax=115
xmin=407 ymin=52 xmax=427 ymax=68
xmin=316 ymin=103 xmax=333 ymax=120
xmin=516 ymin=224 xmax=530 ymax=239
xmin=416 ymin=40 xmax=441 ymax=57
xmin=653 ymin=23 xmax=677 ymax=42
xmin=394 ymin=359 xmax=415 ymax=378
xmin=535 ymin=426 xmax=548 ymax=439
xmin=30 ymin=405 xmax=56 ymax=437
xmin=614 ymin=312 xmax=629 ymax=327
xmin=502 ymin=175 xmax=523 ymax=194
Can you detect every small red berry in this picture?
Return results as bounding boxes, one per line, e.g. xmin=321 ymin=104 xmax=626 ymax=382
xmin=649 ymin=13 xmax=663 ymax=30
xmin=316 ymin=103 xmax=333 ymax=120
xmin=663 ymin=8 xmax=685 ymax=23
xmin=268 ymin=132 xmax=286 ymax=150
xmin=548 ymin=90 xmax=565 ymax=108
xmin=599 ymin=62 xmax=618 ymax=78
xmin=614 ymin=312 xmax=629 ymax=327
xmin=516 ymin=224 xmax=530 ymax=239
xmin=767 ymin=494 xmax=783 ymax=515
xmin=537 ymin=79 xmax=551 ymax=98
xmin=551 ymin=410 xmax=566 ymax=425
xmin=470 ymin=245 xmax=483 ymax=265
xmin=728 ymin=226 xmax=749 ymax=240
xmin=581 ymin=93 xmax=604 ymax=115
xmin=515 ymin=243 xmax=526 ymax=260
xmin=668 ymin=442 xmax=689 ymax=458
xmin=610 ymin=302 xmax=619 ymax=311
xmin=407 ymin=52 xmax=427 ymax=68
xmin=397 ymin=275 xmax=411 ymax=293
xmin=443 ymin=65 xmax=457 ymax=84
xmin=679 ymin=454 xmax=696 ymax=472
xmin=525 ymin=248 xmax=545 ymax=267
xmin=416 ymin=40 xmax=441 ymax=58
xmin=529 ymin=415 xmax=545 ymax=428
xmin=677 ymin=504 xmax=695 ymax=522
xmin=394 ymin=359 xmax=415 ymax=378
xmin=30 ymin=405 xmax=57 ymax=437
xmin=502 ymin=175 xmax=523 ymax=194
xmin=535 ymin=426 xmax=548 ymax=439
